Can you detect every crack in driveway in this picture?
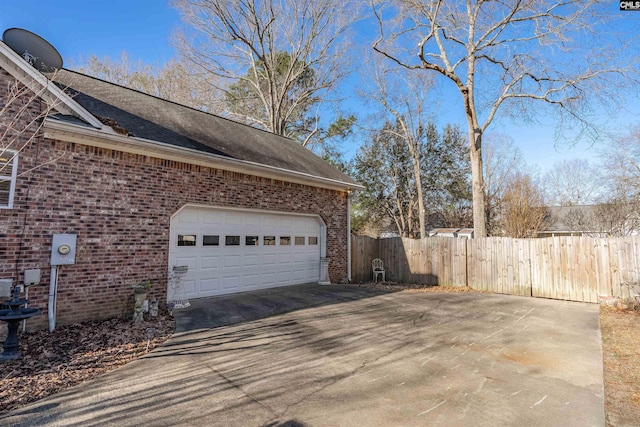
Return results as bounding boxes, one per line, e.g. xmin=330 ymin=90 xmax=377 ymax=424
xmin=203 ymin=363 xmax=280 ymax=418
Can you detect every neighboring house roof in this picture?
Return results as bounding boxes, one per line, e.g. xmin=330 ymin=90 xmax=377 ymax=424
xmin=429 ymin=228 xmax=474 ymax=238
xmin=543 ymin=205 xmax=600 ymax=233
xmin=50 ymin=69 xmax=358 ymax=188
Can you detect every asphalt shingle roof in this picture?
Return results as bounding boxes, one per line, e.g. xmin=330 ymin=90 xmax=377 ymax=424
xmin=52 ymin=69 xmax=357 ymax=186
xmin=544 ymin=205 xmax=600 ymax=232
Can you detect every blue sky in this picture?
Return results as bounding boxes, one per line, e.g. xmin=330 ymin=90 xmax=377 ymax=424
xmin=1 ymin=1 xmax=180 ymax=63
xmin=1 ymin=0 xmax=638 ymax=173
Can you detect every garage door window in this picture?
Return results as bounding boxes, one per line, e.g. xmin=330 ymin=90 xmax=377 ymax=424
xmin=245 ymin=236 xmax=259 ymax=246
xmin=203 ymin=235 xmax=219 ymax=246
xmin=280 ymin=236 xmax=291 ymax=245
xmin=295 ymin=236 xmax=305 ymax=245
xmin=264 ymin=236 xmax=276 ymax=245
xmin=178 ymin=235 xmax=196 ymax=246
xmin=309 ymin=236 xmax=318 ymax=245
xmin=225 ymin=235 xmax=240 ymax=246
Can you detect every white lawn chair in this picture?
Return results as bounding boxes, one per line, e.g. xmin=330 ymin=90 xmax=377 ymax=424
xmin=372 ymin=258 xmax=385 ymax=283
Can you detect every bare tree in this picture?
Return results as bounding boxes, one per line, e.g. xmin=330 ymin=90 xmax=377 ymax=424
xmin=600 ymin=126 xmax=640 ymax=202
xmin=74 ymin=53 xmax=225 ymax=113
xmin=575 ymin=126 xmax=640 ymax=237
xmin=593 ymin=201 xmax=640 ymax=237
xmin=373 ymin=0 xmax=637 ymax=237
xmin=562 ymin=201 xmax=640 ymax=237
xmin=483 ymin=133 xmax=525 ymax=236
xmin=500 ymin=173 xmax=548 ymax=238
xmin=1 ymin=71 xmax=62 ymax=194
xmin=543 ymin=159 xmax=603 ymax=206
xmin=365 ymin=65 xmax=434 ymax=237
xmin=172 ymin=0 xmax=354 ymax=147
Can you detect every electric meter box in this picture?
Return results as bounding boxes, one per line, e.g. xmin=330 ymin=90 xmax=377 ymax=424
xmin=51 ymin=234 xmax=77 ymax=265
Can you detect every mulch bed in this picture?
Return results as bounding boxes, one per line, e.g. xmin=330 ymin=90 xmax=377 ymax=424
xmin=0 ymin=314 xmax=175 ymax=414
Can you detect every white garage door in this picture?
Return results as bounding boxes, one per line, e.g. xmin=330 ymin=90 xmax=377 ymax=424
xmin=168 ymin=206 xmax=322 ymax=299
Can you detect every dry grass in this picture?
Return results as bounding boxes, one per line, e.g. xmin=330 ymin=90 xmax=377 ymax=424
xmin=600 ymin=306 xmax=640 ymax=426
xmin=347 ymin=281 xmax=476 ymax=293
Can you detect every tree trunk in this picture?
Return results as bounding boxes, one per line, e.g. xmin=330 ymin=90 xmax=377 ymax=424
xmin=468 ymin=123 xmax=487 ymax=238
xmin=412 ymin=156 xmax=426 ymax=238
xmin=462 ymin=62 xmax=487 ymax=238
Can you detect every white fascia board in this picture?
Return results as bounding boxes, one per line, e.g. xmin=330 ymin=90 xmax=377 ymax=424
xmin=43 ymin=119 xmax=364 ymax=192
xmin=0 ymin=41 xmax=103 ymax=129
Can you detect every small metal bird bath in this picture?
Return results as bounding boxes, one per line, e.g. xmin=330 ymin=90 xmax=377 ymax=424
xmin=0 ymin=286 xmax=41 ymax=360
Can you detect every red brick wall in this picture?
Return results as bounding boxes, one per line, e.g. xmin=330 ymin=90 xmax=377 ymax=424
xmin=0 ymin=70 xmax=349 ymax=329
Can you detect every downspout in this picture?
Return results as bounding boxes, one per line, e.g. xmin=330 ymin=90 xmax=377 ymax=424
xmin=347 ymin=190 xmax=352 ymax=282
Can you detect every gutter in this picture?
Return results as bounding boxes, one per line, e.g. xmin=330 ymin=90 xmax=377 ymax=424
xmin=43 ymin=119 xmax=365 ymax=193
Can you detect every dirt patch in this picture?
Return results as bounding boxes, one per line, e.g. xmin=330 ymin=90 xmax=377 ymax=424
xmin=499 ymin=348 xmax=558 ymax=369
xmin=0 ymin=314 xmax=175 ymax=414
xmin=600 ymin=305 xmax=640 ymax=427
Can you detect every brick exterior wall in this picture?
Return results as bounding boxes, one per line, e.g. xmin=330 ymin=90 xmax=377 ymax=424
xmin=0 ymin=70 xmax=349 ymax=330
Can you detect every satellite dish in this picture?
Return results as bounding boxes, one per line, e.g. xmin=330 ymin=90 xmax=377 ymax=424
xmin=2 ymin=28 xmax=63 ymax=72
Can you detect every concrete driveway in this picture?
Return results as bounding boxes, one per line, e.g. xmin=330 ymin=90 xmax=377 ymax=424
xmin=3 ymin=284 xmax=604 ymax=426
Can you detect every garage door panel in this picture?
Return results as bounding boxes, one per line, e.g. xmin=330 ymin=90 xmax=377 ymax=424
xmin=170 ymin=207 xmax=321 ymax=299
xmin=277 ymin=254 xmax=293 ymax=263
xmin=223 ymin=255 xmax=242 ymax=267
xmin=201 ymin=256 xmax=220 ymax=270
xmin=263 ymin=216 xmax=278 ymax=227
xmin=225 ymin=215 xmax=243 ymax=226
xmin=293 ymin=269 xmax=307 ymax=280
xmin=257 ymin=264 xmax=285 ymax=275
xmin=243 ymin=254 xmax=260 ymax=266
xmin=278 ymin=218 xmax=290 ymax=227
xmin=202 ymin=211 xmax=223 ymax=224
xmin=183 ymin=279 xmax=197 ymax=293
xmin=261 ymin=272 xmax=277 ymax=285
xmin=222 ymin=276 xmax=241 ymax=289
xmin=242 ymin=274 xmax=260 ymax=286
xmin=245 ymin=216 xmax=261 ymax=227
xmin=262 ymin=254 xmax=277 ymax=264
xmin=200 ymin=278 xmax=220 ymax=292
xmin=293 ymin=252 xmax=307 ymax=262
xmin=177 ymin=209 xmax=199 ymax=224
xmin=277 ymin=271 xmax=292 ymax=281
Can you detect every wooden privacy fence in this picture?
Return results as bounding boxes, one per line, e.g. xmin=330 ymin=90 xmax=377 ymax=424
xmin=351 ymin=235 xmax=640 ymax=303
